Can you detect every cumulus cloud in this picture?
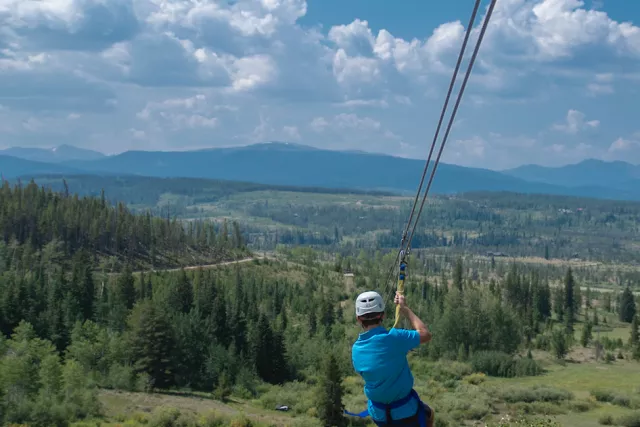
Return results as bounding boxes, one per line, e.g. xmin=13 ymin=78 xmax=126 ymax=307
xmin=552 ymin=109 xmax=600 ymax=134
xmin=0 ymin=0 xmax=638 ymax=167
xmin=0 ymin=0 xmax=140 ymax=51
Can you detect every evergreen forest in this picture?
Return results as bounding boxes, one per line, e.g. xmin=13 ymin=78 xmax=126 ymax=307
xmin=1 ymin=177 xmax=639 ymax=427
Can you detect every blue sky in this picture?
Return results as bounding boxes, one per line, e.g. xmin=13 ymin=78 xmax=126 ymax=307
xmin=0 ymin=0 xmax=639 ymax=170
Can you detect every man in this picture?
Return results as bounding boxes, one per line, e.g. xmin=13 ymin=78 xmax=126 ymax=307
xmin=350 ymin=290 xmax=433 ymax=427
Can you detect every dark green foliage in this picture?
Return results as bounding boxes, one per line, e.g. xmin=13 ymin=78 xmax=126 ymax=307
xmin=316 ymin=353 xmax=346 ymax=427
xmin=550 ymin=328 xmax=569 ymax=360
xmin=2 ymin=178 xmax=640 ymax=427
xmin=631 ymin=315 xmax=639 ymax=347
xmin=0 ymin=180 xmax=246 ymax=273
xmin=128 ymin=300 xmax=177 ymax=389
xmin=563 ymin=268 xmax=576 ymax=332
xmin=619 ymin=286 xmax=637 ymax=323
xmin=581 ymin=321 xmax=593 ymax=347
xmin=0 ymin=321 xmax=101 ymax=426
xmin=253 ymin=314 xmax=289 ymax=384
xmin=469 ymin=351 xmax=542 ymax=378
xmin=497 ymin=386 xmax=573 ymax=404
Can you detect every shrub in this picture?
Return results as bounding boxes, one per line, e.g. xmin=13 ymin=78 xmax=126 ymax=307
xmin=598 ymin=414 xmax=613 ymax=425
xmin=591 ymin=389 xmax=616 ymax=402
xmin=427 ymin=361 xmax=473 ymax=382
xmin=568 ymin=400 xmax=593 ymax=412
xmin=148 ymin=407 xmax=197 ymax=427
xmin=200 ymin=411 xmax=227 ymax=427
xmin=510 ymin=402 xmax=566 ymax=416
xmin=498 ymin=386 xmax=573 ymax=404
xmin=463 ymin=373 xmax=486 ymax=385
xmin=470 ymin=351 xmax=542 ymax=378
xmin=615 ymin=411 xmax=640 ymax=427
xmin=590 ymin=390 xmax=640 ymax=408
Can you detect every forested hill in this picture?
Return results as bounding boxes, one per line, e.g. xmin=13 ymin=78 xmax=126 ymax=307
xmin=0 ymin=179 xmax=248 ymax=271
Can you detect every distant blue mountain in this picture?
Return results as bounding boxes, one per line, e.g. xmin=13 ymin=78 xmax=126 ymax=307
xmin=503 ymin=159 xmax=640 ymax=188
xmin=56 ymin=142 xmax=565 ymax=195
xmin=2 ymin=142 xmax=640 ymax=201
xmin=0 ymin=155 xmax=85 ymax=178
xmin=0 ymin=144 xmax=105 ymax=163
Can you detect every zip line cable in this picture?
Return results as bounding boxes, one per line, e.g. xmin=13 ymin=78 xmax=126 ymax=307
xmin=398 ymin=0 xmax=482 ymax=251
xmin=382 ymin=0 xmax=498 ymax=311
xmin=403 ymin=0 xmax=497 ymax=255
xmin=380 ymin=0 xmax=483 ymax=305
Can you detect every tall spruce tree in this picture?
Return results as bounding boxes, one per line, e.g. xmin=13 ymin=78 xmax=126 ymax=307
xmin=128 ymin=300 xmax=176 ymax=389
xmin=619 ymin=286 xmax=637 ymax=323
xmin=316 ymin=353 xmax=346 ymax=427
xmin=563 ymin=268 xmax=576 ymax=331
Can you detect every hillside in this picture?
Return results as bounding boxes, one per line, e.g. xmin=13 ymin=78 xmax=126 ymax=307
xmin=0 ymin=179 xmax=248 ymax=271
xmin=19 ymin=174 xmax=640 ymax=268
xmin=1 ymin=244 xmax=639 ymax=427
xmin=0 ymin=144 xmax=105 ymax=163
xmin=0 ymin=176 xmax=638 ymax=427
xmin=18 ymin=173 xmax=393 ymax=210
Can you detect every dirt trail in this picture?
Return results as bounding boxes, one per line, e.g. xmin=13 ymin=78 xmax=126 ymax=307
xmin=151 ymin=255 xmax=264 ymax=273
xmin=104 ymin=254 xmax=276 ymax=276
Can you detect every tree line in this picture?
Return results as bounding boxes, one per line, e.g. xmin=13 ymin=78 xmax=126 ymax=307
xmin=1 ymin=183 xmax=639 ymax=426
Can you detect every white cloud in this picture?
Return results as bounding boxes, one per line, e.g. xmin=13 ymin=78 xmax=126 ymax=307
xmin=0 ymin=0 xmax=638 ymax=167
xmin=608 ymin=137 xmax=637 ymax=153
xmin=552 ymin=109 xmax=600 ymax=134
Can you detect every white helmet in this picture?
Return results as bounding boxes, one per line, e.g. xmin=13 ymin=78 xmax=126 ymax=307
xmin=355 ymin=291 xmax=385 ymax=317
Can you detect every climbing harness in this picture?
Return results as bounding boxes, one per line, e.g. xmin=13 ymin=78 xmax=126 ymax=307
xmin=345 ymin=389 xmax=433 ymax=426
xmin=345 ymin=0 xmax=497 ymax=422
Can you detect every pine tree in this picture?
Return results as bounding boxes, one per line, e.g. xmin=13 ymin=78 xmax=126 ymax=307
xmin=551 ymin=328 xmax=569 ymax=360
xmin=563 ymin=268 xmax=576 ymax=331
xmin=173 ymin=268 xmax=194 ymax=314
xmin=316 ymin=353 xmax=346 ymax=427
xmin=128 ymin=300 xmax=176 ymax=389
xmin=117 ymin=265 xmax=136 ymax=310
xmin=581 ymin=321 xmax=592 ymax=347
xmin=254 ymin=314 xmax=275 ymax=383
xmin=630 ymin=314 xmax=639 ymax=348
xmin=453 ymin=258 xmax=464 ymax=292
xmin=308 ymin=308 xmax=317 ymax=335
xmin=619 ymin=286 xmax=637 ymax=323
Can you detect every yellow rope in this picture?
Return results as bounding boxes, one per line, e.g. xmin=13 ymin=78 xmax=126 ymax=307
xmin=392 ymin=261 xmax=407 ymax=329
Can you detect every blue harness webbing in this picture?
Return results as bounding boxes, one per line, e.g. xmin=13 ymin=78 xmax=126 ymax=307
xmin=344 ymin=389 xmax=427 ymax=425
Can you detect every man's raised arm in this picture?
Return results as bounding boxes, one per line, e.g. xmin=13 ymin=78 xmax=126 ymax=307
xmin=395 ymin=292 xmax=432 ymax=344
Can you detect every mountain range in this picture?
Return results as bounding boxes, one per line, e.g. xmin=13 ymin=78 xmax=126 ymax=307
xmin=1 ymin=142 xmax=639 ymax=201
xmin=0 ymin=144 xmax=105 ymax=163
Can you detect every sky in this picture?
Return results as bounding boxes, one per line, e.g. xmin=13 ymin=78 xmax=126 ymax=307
xmin=0 ymin=0 xmax=639 ymax=170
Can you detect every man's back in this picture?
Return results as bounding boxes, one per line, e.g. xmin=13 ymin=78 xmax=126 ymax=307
xmin=351 ymin=325 xmax=421 ymax=422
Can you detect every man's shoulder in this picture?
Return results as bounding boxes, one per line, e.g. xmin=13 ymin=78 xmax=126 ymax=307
xmin=388 ymin=328 xmax=420 ymax=341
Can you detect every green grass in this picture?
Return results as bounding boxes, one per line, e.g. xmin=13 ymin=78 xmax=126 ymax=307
xmin=487 ymin=360 xmax=639 ymax=399
xmin=74 ymin=352 xmax=640 ymax=427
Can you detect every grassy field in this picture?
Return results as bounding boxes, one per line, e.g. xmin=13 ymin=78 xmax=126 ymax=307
xmin=65 ymin=294 xmax=638 ymax=427
xmin=75 ymin=354 xmax=640 ymax=427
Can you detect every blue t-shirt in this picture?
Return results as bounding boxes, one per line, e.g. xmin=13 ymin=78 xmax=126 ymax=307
xmin=351 ymin=326 xmax=421 ymax=422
